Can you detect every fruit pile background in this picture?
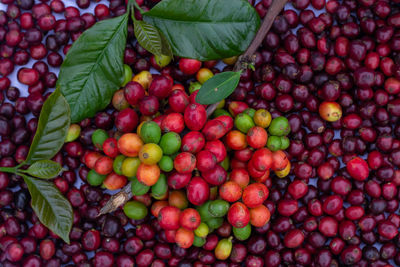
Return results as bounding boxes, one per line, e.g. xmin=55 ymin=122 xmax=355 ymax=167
xmin=1 ymin=0 xmax=400 ymax=266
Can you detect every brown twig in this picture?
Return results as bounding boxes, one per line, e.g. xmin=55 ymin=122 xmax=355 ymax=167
xmin=98 ymin=182 xmax=132 ymax=216
xmin=99 ymin=0 xmax=288 ymax=215
xmin=205 ymin=0 xmax=288 ymax=117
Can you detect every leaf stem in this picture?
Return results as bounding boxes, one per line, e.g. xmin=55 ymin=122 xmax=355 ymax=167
xmin=0 ymin=167 xmax=17 ymax=174
xmin=205 ymin=0 xmax=288 ymax=117
xmin=15 ymin=162 xmax=26 ymax=169
xmin=133 ymin=1 xmax=145 ymax=15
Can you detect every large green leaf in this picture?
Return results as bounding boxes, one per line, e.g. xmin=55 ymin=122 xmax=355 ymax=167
xmin=134 ymin=19 xmax=172 ymax=58
xmin=25 ymin=160 xmax=63 ymax=179
xmin=196 ymin=71 xmax=241 ymax=104
xmin=26 ymin=89 xmax=70 ymax=164
xmin=58 ymin=13 xmax=129 ymax=123
xmin=23 ymin=175 xmax=73 ymax=243
xmin=143 ymin=0 xmax=260 ymax=60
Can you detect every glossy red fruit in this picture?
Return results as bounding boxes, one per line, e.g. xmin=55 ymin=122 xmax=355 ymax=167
xmin=179 ymin=208 xmax=201 ymax=230
xmin=162 ymin=113 xmax=184 ymax=133
xmin=214 ymin=115 xmax=234 ymax=132
xmin=202 ymin=165 xmax=227 ymax=186
xmin=102 ymin=138 xmax=119 ymax=158
xmin=17 ymin=68 xmax=39 ymax=86
xmin=149 ymin=74 xmax=172 ymax=99
xmin=246 ymin=126 xmax=268 ymax=148
xmin=174 ymin=152 xmax=196 ymax=174
xmin=384 ymin=77 xmax=400 ymax=95
xmin=196 ymin=150 xmax=217 ymax=172
xmin=277 ymin=199 xmax=298 ymax=217
xmin=322 ymin=195 xmax=343 ymax=215
xmin=242 ymin=183 xmax=269 ymax=208
xmin=6 ymin=242 xmax=24 ymax=262
xmin=202 ymin=119 xmax=227 ymax=140
xmin=346 ymin=157 xmax=369 ymax=181
xmin=169 ymin=90 xmax=189 ymax=113
xmin=204 ymin=140 xmax=227 ymax=163
xmin=115 ymin=108 xmax=139 ymax=133
xmin=186 ymin=176 xmax=209 ymax=206
xmin=367 ymin=151 xmax=383 ymax=170
xmin=251 ymin=148 xmax=273 ymax=171
xmin=179 ymin=58 xmax=201 ymax=75
xmin=228 ymin=202 xmax=250 ymax=228
xmin=219 ymin=181 xmax=242 ymax=202
xmin=139 ymin=96 xmax=159 ymax=116
xmin=284 ymin=229 xmax=304 ymax=248
xmin=319 ymin=216 xmax=338 ymax=237
xmin=342 ymin=113 xmax=362 ymax=129
xmin=184 ymin=103 xmax=207 ymax=131
xmin=247 ymin=160 xmax=267 ymax=179
xmin=378 ymin=221 xmax=398 ymax=240
xmin=288 ymin=179 xmax=308 ymax=199
xmin=181 ymin=131 xmax=205 ymax=154
xmin=158 ymin=206 xmax=181 ymax=230
xmin=94 ymin=156 xmax=113 ymax=175
xmin=167 ymin=172 xmax=191 ymax=190
xmin=124 ymin=82 xmax=145 ymax=105
xmin=84 ymin=151 xmax=102 ymax=169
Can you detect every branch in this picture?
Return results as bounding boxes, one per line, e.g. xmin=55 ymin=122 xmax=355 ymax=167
xmin=100 ymin=0 xmax=288 ymax=215
xmin=98 ymin=182 xmax=132 ymax=216
xmin=205 ymin=0 xmax=288 ymax=117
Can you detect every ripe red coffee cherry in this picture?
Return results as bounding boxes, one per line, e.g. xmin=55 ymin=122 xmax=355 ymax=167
xmin=242 ymin=183 xmax=269 ymax=208
xmin=174 ymin=152 xmax=196 ymax=174
xmin=181 ymin=131 xmax=205 ymax=154
xmin=228 ymin=202 xmax=250 ymax=228
xmin=115 ymin=108 xmax=138 ymax=133
xmin=378 ymin=220 xmax=398 ymax=240
xmin=158 ymin=206 xmax=180 ymax=230
xmin=319 ymin=216 xmax=338 ymax=237
xmin=169 ymin=90 xmax=189 ymax=113
xmin=184 ymin=103 xmax=207 ymax=131
xmin=179 ymin=58 xmax=201 ymax=75
xmin=288 ymin=179 xmax=308 ymax=199
xmin=346 ymin=157 xmax=369 ymax=181
xmin=284 ymin=229 xmax=305 ymax=248
xmin=39 ymin=239 xmax=55 ymax=260
xmin=148 ymin=74 xmax=172 ymax=99
xmin=186 ymin=176 xmax=209 ymax=206
xmin=196 ymin=150 xmax=217 ymax=172
xmin=124 ymin=81 xmax=145 ymax=105
xmin=6 ymin=242 xmax=24 ymax=262
xmin=17 ymin=68 xmax=39 ymax=86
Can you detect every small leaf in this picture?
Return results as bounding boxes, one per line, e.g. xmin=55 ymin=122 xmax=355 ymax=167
xmin=134 ymin=19 xmax=172 ymax=58
xmin=25 ymin=160 xmax=63 ymax=179
xmin=26 ymin=89 xmax=70 ymax=164
xmin=196 ymin=71 xmax=241 ymax=104
xmin=58 ymin=13 xmax=129 ymax=123
xmin=23 ymin=175 xmax=73 ymax=243
xmin=143 ymin=0 xmax=260 ymax=60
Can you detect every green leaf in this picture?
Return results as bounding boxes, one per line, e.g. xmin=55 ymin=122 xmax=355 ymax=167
xmin=23 ymin=175 xmax=73 ymax=243
xmin=133 ymin=19 xmax=172 ymax=58
xmin=58 ymin=13 xmax=129 ymax=123
xmin=143 ymin=0 xmax=260 ymax=61
xmin=159 ymin=31 xmax=173 ymax=58
xmin=25 ymin=160 xmax=63 ymax=179
xmin=26 ymin=89 xmax=70 ymax=164
xmin=196 ymin=71 xmax=241 ymax=104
